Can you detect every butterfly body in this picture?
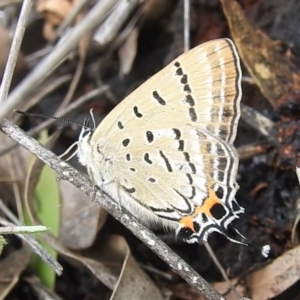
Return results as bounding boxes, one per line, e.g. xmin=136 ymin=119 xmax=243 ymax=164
xmin=77 ymin=38 xmax=244 ymax=244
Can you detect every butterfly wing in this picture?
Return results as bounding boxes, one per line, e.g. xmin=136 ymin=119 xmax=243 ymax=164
xmin=88 ymin=39 xmax=242 ymax=241
xmin=93 ymin=38 xmax=241 ymax=144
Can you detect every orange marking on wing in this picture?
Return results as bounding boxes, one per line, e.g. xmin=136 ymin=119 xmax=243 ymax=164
xmin=179 ymin=215 xmax=195 ymax=231
xmin=196 ymin=189 xmax=221 ymax=217
xmin=179 ymin=189 xmax=221 ymax=229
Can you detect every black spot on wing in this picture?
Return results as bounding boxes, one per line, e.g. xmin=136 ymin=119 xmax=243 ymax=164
xmin=146 ymin=131 xmax=154 ymax=143
xmin=121 ymin=185 xmax=136 ymax=194
xmin=185 ymin=95 xmax=195 ymax=106
xmin=176 ymin=68 xmax=183 ymax=75
xmin=117 ymin=121 xmax=124 ymax=129
xmin=181 ymin=74 xmax=188 ymax=84
xmin=122 ymin=139 xmax=130 ymax=147
xmin=193 ymin=221 xmax=200 ymax=232
xmin=210 ymin=203 xmax=226 ymax=220
xmin=189 ymin=107 xmax=197 ymax=122
xmin=216 ymin=186 xmax=224 ymax=199
xmin=183 ymin=152 xmax=190 ymax=162
xmin=153 ymin=91 xmax=166 ymax=105
xmin=133 ymin=106 xmax=143 ymax=118
xmin=189 ymin=163 xmax=196 ymax=174
xmin=178 ymin=227 xmax=194 ymax=241
xmin=148 ymin=177 xmax=156 ymax=183
xmin=173 ymin=128 xmax=181 ymax=140
xmin=144 ymin=153 xmax=153 ymax=164
xmin=178 ymin=140 xmax=184 ymax=151
xmin=184 ymin=84 xmax=192 ymax=93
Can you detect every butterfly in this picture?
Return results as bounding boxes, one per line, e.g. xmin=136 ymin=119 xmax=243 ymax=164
xmin=74 ymin=38 xmax=268 ymax=256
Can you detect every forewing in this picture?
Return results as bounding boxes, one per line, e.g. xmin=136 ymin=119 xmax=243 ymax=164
xmin=92 ymin=38 xmax=241 ymax=145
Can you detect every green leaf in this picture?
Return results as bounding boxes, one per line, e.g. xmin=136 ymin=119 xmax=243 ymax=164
xmin=31 ymin=131 xmax=61 ymax=290
xmin=0 ymin=235 xmax=7 ymax=254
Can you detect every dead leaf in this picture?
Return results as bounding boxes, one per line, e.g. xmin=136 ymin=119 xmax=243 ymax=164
xmin=36 ymin=0 xmax=74 ymax=40
xmin=25 ymin=276 xmax=64 ymax=300
xmin=213 ymin=279 xmax=246 ymax=300
xmin=83 ymin=235 xmax=165 ymax=300
xmin=142 ymin=0 xmax=175 ymax=23
xmin=221 ymin=0 xmax=297 ymax=108
xmin=168 ymin=279 xmax=245 ymax=300
xmin=59 ymin=180 xmax=104 ymax=250
xmin=167 ymin=282 xmax=206 ymax=300
xmin=37 ymin=233 xmax=164 ymax=298
xmin=0 ymin=133 xmax=30 ymax=215
xmin=247 ymin=245 xmax=300 ymax=299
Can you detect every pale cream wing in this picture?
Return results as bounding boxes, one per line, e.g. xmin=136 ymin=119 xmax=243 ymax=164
xmin=90 ymin=39 xmax=242 ymax=220
xmin=92 ymin=38 xmax=241 ymax=145
xmin=112 ymin=127 xmax=240 ymax=222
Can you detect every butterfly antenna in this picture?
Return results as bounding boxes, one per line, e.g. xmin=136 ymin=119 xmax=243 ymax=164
xmin=83 ymin=117 xmax=90 ymax=128
xmin=14 ymin=110 xmax=91 ymax=130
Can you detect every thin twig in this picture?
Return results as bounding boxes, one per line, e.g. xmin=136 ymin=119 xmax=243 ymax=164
xmin=240 ymin=104 xmax=274 ymax=137
xmin=0 ymin=225 xmax=48 ymax=234
xmin=1 ymin=119 xmax=223 ymax=300
xmin=183 ymin=0 xmax=190 ymax=52
xmin=0 ymin=200 xmax=62 ymax=275
xmin=296 ymin=167 xmax=300 ymax=185
xmin=237 ymin=142 xmax=269 ymax=160
xmin=93 ymin=0 xmax=142 ymax=47
xmin=0 ymin=0 xmax=32 ymax=103
xmin=204 ymin=242 xmax=240 ymax=298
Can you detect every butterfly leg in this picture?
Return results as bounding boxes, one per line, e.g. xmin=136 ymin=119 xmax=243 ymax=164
xmin=116 ymin=183 xmax=122 ymax=211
